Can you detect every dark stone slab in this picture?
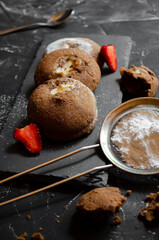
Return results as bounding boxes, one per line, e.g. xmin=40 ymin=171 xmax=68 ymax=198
xmin=0 ymin=32 xmax=132 ymax=186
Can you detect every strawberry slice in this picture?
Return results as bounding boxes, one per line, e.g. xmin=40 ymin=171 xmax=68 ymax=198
xmin=14 ymin=123 xmax=42 ymax=153
xmin=100 ymin=44 xmax=117 ymax=72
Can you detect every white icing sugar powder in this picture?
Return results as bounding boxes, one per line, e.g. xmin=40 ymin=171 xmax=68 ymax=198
xmin=111 ymin=110 xmax=159 ymax=169
xmin=45 ymin=38 xmax=93 ymax=55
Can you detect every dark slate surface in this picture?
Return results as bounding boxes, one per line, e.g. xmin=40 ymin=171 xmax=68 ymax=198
xmin=1 ymin=1 xmax=159 ymax=240
xmin=0 ymin=32 xmax=132 ymax=185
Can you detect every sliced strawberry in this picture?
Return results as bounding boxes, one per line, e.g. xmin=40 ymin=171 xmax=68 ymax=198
xmin=100 ymin=44 xmax=117 ymax=72
xmin=14 ymin=123 xmax=42 ymax=153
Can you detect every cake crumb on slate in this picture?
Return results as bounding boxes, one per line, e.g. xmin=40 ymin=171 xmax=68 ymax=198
xmin=32 ymin=232 xmax=44 ymax=240
xmin=17 ymin=232 xmax=28 ymax=240
xmin=56 ymin=219 xmax=60 ymax=224
xmin=139 ymin=192 xmax=159 ymax=221
xmin=126 ymin=190 xmax=132 ymax=196
xmin=64 ymin=205 xmax=68 ymax=210
xmin=112 ymin=216 xmax=122 ymax=225
xmin=145 ymin=193 xmax=156 ymax=201
xmin=27 ymin=214 xmax=31 ymax=220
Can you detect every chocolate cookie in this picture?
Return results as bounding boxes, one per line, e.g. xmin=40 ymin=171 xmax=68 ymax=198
xmin=27 ymin=77 xmax=98 ymax=141
xmin=44 ymin=37 xmax=104 ymax=68
xmin=76 ymin=187 xmax=127 ymax=220
xmin=34 ymin=48 xmax=101 ymax=91
xmin=120 ymin=65 xmax=159 ymax=97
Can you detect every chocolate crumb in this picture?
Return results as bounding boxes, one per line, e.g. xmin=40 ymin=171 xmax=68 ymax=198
xmin=145 ymin=193 xmax=156 ymax=202
xmin=51 ymin=193 xmax=55 ymax=198
xmin=112 ymin=216 xmax=122 ymax=225
xmin=64 ymin=205 xmax=68 ymax=210
xmin=17 ymin=232 xmax=28 ymax=240
xmin=126 ymin=190 xmax=132 ymax=196
xmin=27 ymin=215 xmax=31 ymax=220
xmin=139 ymin=192 xmax=159 ymax=221
xmin=32 ymin=232 xmax=44 ymax=240
xmin=17 ymin=237 xmax=25 ymax=240
xmin=39 ymin=227 xmax=43 ymax=231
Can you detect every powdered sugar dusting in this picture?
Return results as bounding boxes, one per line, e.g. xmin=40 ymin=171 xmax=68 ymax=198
xmin=0 ymin=94 xmax=14 ymax=132
xmin=45 ymin=38 xmax=93 ymax=55
xmin=111 ymin=110 xmax=159 ymax=169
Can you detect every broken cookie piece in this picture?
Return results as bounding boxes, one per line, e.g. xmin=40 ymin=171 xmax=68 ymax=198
xmin=76 ymin=187 xmax=127 ymax=220
xmin=120 ymin=65 xmax=159 ymax=97
xmin=139 ymin=192 xmax=159 ymax=221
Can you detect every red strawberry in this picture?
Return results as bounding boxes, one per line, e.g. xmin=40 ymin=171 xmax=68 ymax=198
xmin=100 ymin=44 xmax=117 ymax=72
xmin=14 ymin=123 xmax=42 ymax=153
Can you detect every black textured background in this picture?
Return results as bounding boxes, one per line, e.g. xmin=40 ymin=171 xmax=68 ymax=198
xmin=1 ymin=1 xmax=159 ymax=239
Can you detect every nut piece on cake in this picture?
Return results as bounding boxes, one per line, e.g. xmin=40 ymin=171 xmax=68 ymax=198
xmin=76 ymin=187 xmax=127 ymax=220
xmin=120 ymin=65 xmax=159 ymax=97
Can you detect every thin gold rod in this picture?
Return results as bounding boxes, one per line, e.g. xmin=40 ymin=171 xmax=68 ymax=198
xmin=0 ymin=144 xmax=100 ymax=185
xmin=0 ymin=164 xmax=113 ymax=207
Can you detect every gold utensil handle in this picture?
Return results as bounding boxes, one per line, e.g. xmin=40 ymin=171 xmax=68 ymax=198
xmin=0 ymin=144 xmax=100 ymax=184
xmin=0 ymin=164 xmax=113 ymax=207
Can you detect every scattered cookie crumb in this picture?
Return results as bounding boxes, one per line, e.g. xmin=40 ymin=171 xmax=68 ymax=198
xmin=139 ymin=192 xmax=159 ymax=221
xmin=39 ymin=227 xmax=43 ymax=231
xmin=135 ymin=225 xmax=139 ymax=229
xmin=17 ymin=232 xmax=28 ymax=240
xmin=56 ymin=219 xmax=60 ymax=224
xmin=17 ymin=237 xmax=25 ymax=240
xmin=23 ymin=232 xmax=28 ymax=237
xmin=126 ymin=190 xmax=132 ymax=196
xmin=27 ymin=215 xmax=31 ymax=220
xmin=51 ymin=193 xmax=55 ymax=198
xmin=64 ymin=205 xmax=68 ymax=210
xmin=32 ymin=232 xmax=44 ymax=240
xmin=157 ymin=186 xmax=159 ymax=189
xmin=112 ymin=216 xmax=122 ymax=225
xmin=145 ymin=193 xmax=156 ymax=202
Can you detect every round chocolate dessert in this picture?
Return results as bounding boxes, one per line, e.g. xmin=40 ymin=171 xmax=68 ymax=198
xmin=34 ymin=48 xmax=101 ymax=92
xmin=44 ymin=37 xmax=104 ymax=68
xmin=27 ymin=77 xmax=98 ymax=141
